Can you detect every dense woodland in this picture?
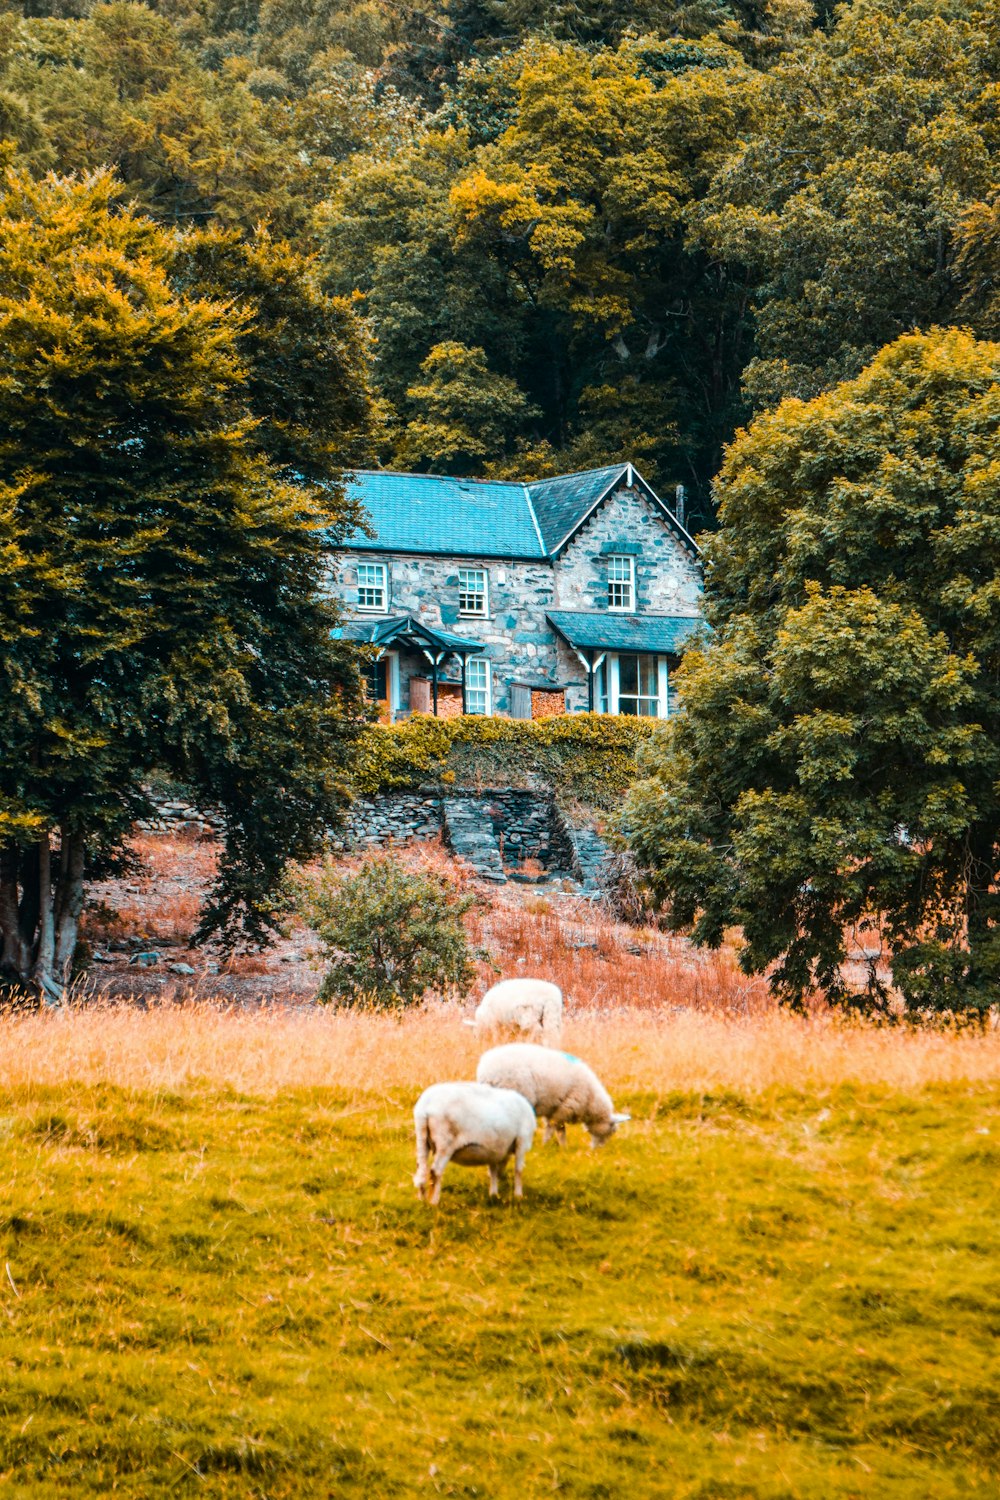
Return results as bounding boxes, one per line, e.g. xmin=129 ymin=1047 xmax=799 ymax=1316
xmin=1 ymin=0 xmax=997 ymax=525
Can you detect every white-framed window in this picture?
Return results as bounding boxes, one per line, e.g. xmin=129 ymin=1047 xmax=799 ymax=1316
xmin=617 ymin=653 xmax=662 ymax=716
xmin=465 ymin=657 xmax=492 ymax=715
xmin=607 ymin=554 xmax=635 ymax=612
xmin=598 ymin=654 xmax=668 ymax=718
xmin=357 ymin=561 xmax=388 ymax=612
xmin=458 ymin=566 xmax=488 ymax=617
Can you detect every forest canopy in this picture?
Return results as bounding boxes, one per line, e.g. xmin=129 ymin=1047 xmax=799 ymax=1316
xmin=0 ymin=0 xmax=995 ymax=523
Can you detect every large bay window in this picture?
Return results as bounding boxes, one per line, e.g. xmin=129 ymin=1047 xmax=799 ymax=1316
xmin=596 ymin=654 xmax=668 ymax=718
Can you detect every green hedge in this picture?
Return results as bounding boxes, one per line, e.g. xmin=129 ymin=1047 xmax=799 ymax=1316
xmin=351 ymin=714 xmax=659 ymax=809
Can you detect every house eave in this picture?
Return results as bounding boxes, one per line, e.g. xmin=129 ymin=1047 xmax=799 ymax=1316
xmin=334 ymin=541 xmax=546 ymax=564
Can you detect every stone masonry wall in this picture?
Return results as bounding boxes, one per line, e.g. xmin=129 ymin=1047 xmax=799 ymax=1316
xmin=553 ymin=485 xmax=703 ymax=712
xmin=336 ymin=550 xmax=563 ymax=716
xmin=138 ymin=786 xmax=594 ymax=884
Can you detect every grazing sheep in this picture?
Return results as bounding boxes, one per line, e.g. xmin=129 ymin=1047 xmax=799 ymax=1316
xmin=470 ymin=978 xmax=563 ymax=1045
xmin=476 ymin=1043 xmax=630 ymax=1147
xmin=413 ymin=1082 xmax=537 ymax=1205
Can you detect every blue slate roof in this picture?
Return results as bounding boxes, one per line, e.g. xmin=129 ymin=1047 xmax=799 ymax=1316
xmin=546 ymin=611 xmax=702 ymax=655
xmin=341 ymin=463 xmax=697 ymax=559
xmin=343 ymin=471 xmax=543 ymax=558
xmin=527 ymin=465 xmax=628 ymax=553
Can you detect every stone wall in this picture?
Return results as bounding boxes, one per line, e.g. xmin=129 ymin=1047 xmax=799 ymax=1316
xmin=336 ymin=550 xmax=562 ymax=716
xmin=139 ymin=786 xmax=595 ymax=886
xmin=328 ymin=793 xmax=442 ymax=851
xmin=332 ymin=787 xmax=573 ymax=871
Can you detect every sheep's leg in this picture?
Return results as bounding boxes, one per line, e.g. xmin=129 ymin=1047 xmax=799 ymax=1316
xmin=487 ymin=1163 xmax=501 ymax=1198
xmin=428 ymin=1151 xmax=451 ymax=1206
xmin=513 ymin=1135 xmax=530 ymax=1199
xmin=414 ymin=1121 xmax=433 ymax=1199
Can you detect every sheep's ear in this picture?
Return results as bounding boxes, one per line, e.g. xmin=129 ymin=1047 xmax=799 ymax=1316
xmin=612 ymin=1112 xmax=631 ymax=1124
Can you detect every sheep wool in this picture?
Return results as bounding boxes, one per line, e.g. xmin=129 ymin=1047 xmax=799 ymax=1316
xmin=476 ymin=1043 xmax=630 ymax=1146
xmin=413 ymin=1081 xmax=537 ymax=1205
xmin=472 ymin=978 xmax=562 ymax=1045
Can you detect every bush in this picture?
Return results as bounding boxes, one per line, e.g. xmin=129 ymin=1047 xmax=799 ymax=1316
xmin=352 ymin=713 xmax=657 ymax=810
xmin=293 ymin=854 xmax=477 ymax=1009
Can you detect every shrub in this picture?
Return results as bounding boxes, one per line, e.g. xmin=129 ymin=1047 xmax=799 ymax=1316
xmin=293 ymin=854 xmax=477 ymax=1008
xmin=352 ymin=713 xmax=657 ymax=809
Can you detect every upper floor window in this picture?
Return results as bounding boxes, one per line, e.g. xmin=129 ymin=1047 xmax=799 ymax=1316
xmin=357 ymin=561 xmax=387 ymax=612
xmin=458 ymin=567 xmax=488 ymax=617
xmin=607 ymin=554 xmax=634 ymax=612
xmin=465 ymin=657 xmax=491 ymax=715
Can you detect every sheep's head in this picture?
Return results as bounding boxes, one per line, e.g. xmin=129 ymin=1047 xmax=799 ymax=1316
xmin=588 ymin=1112 xmax=631 ymax=1147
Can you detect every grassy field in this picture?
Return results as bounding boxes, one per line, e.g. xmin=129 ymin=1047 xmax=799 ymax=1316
xmin=2 ymin=1005 xmax=1000 ymax=1498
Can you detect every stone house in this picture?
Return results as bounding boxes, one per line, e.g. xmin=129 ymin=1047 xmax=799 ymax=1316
xmin=331 ymin=462 xmax=702 ymax=719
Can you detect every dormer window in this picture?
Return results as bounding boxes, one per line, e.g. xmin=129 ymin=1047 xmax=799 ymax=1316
xmin=607 ymin=554 xmax=634 ymax=612
xmin=357 ymin=562 xmax=388 ymax=612
xmin=459 ymin=567 xmax=488 ymax=617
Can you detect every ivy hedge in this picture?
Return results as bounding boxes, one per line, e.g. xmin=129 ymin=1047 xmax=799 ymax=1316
xmin=351 ymin=714 xmax=659 ymax=809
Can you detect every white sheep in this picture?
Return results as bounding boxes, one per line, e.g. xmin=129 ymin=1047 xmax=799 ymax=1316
xmin=413 ymin=1082 xmax=537 ymax=1205
xmin=470 ymin=978 xmax=563 ymax=1045
xmin=476 ymin=1043 xmax=630 ymax=1147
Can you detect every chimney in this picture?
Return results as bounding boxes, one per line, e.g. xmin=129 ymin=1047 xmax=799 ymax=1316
xmin=675 ymin=483 xmax=686 ymax=528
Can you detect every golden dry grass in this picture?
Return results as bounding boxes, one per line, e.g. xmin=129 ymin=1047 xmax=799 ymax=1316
xmin=3 ymin=1002 xmax=998 ymax=1100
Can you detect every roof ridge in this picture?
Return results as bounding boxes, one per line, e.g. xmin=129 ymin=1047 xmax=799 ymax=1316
xmin=526 ymin=462 xmax=628 ymax=488
xmin=349 ymin=466 xmax=524 ymax=488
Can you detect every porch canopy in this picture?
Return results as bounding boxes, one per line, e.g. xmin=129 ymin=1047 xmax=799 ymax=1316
xmin=545 ymin=610 xmax=701 ymax=710
xmin=333 ymin=613 xmax=484 ymax=714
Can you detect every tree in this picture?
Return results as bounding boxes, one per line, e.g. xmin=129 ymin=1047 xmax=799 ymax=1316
xmin=626 ymin=329 xmax=1000 ymax=1016
xmin=293 ymin=852 xmax=477 ymax=1007
xmin=697 ymin=0 xmax=1000 ymax=409
xmin=955 ymin=191 xmax=1000 ymax=336
xmin=0 ymin=168 xmax=374 ymax=1001
xmin=396 ymin=340 xmax=536 ymax=471
xmin=171 ymin=224 xmax=374 ymax=483
xmin=319 ymin=36 xmax=757 ymax=511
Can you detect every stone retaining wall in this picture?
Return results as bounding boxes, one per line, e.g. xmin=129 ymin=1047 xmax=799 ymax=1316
xmin=138 ymin=785 xmax=596 ymax=884
xmin=328 ymin=793 xmax=441 ymax=851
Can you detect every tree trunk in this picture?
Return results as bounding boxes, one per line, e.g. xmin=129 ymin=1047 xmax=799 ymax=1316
xmin=30 ymin=833 xmax=62 ymax=1005
xmin=53 ymin=831 xmax=86 ymax=984
xmin=0 ymin=830 xmax=88 ymax=1004
xmin=0 ymin=844 xmax=28 ymax=979
xmin=964 ymin=820 xmax=999 ymax=1003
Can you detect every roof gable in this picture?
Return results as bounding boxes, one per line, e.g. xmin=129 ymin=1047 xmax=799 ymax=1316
xmin=341 ymin=463 xmax=697 ymax=560
xmin=526 ymin=464 xmax=629 ymax=553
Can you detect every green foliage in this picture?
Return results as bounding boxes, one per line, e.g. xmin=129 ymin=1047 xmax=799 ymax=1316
xmin=627 ymin=328 xmax=1000 ymax=1015
xmin=697 ymin=0 xmax=1000 ymax=408
xmin=0 ymin=168 xmax=373 ymax=997
xmin=352 ymin=712 xmax=657 ymax=808
xmin=320 ymin=35 xmax=758 ymax=515
xmin=2 ymin=1070 xmax=1000 ymax=1494
xmin=395 ymin=339 xmax=537 ymax=472
xmin=293 ymin=852 xmax=476 ymax=1006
